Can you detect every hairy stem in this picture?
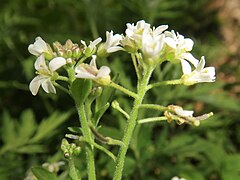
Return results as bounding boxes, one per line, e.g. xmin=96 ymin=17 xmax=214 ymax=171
xmin=113 ymin=67 xmax=153 ymax=180
xmin=77 ymin=104 xmax=96 ymax=180
xmin=147 ymin=79 xmax=183 ymax=90
xmin=110 ymin=82 xmax=138 ymax=99
xmin=138 ymin=116 xmax=168 ymax=124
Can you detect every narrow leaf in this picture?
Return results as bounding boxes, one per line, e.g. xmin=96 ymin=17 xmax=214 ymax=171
xmin=32 ymin=166 xmax=57 ymax=180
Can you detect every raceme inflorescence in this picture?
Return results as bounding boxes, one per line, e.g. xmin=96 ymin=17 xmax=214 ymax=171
xmin=28 ymin=20 xmax=215 ymax=180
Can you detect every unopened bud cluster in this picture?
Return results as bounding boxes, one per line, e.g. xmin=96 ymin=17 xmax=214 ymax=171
xmin=53 ymin=40 xmax=82 ymax=64
xmin=61 ymin=138 xmax=81 ymax=158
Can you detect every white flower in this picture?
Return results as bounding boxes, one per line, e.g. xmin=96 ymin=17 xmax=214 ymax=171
xmin=181 ymin=56 xmax=216 ymax=85
xmin=164 ymin=30 xmax=198 ymax=67
xmin=124 ymin=20 xmax=151 ymax=48
xmin=28 ymin=37 xmax=51 ymax=57
xmin=75 ymin=55 xmax=111 ymax=85
xmin=29 ymin=54 xmax=66 ymax=95
xmin=141 ymin=32 xmax=165 ymax=61
xmin=171 ymin=176 xmax=186 ymax=180
xmin=81 ymin=37 xmax=102 ymax=57
xmin=97 ymin=31 xmax=123 ymax=57
xmin=126 ymin=20 xmax=151 ymax=38
xmin=104 ymin=31 xmax=123 ymax=53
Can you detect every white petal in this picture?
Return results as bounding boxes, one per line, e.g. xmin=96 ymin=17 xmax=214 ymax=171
xmin=41 ymin=79 xmax=56 ymax=94
xmin=28 ymin=44 xmax=39 ymax=56
xmin=28 ymin=37 xmax=48 ymax=56
xmin=206 ymin=67 xmax=215 ymax=77
xmin=35 ymin=37 xmax=48 ymax=49
xmin=89 ymin=55 xmax=97 ymax=68
xmin=81 ymin=40 xmax=87 ymax=47
xmin=181 ymin=60 xmax=192 ymax=74
xmin=154 ymin=25 xmax=168 ymax=35
xmin=183 ymin=53 xmax=199 ymax=67
xmin=34 ymin=54 xmax=48 ymax=71
xmin=75 ymin=66 xmax=96 ymax=79
xmin=91 ymin=37 xmax=102 ymax=47
xmin=107 ymin=46 xmax=124 ymax=53
xmin=97 ymin=66 xmax=111 ymax=78
xmin=175 ymin=109 xmax=194 ymax=117
xmin=196 ymin=56 xmax=206 ymax=71
xmin=29 ymin=75 xmax=45 ymax=96
xmin=49 ymin=57 xmax=66 ymax=71
xmin=165 ymin=37 xmax=176 ymax=49
xmin=75 ymin=71 xmax=96 ymax=79
xmin=184 ymin=38 xmax=194 ymax=51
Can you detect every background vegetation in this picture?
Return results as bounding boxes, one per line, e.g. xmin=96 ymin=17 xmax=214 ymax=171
xmin=0 ymin=0 xmax=240 ymax=179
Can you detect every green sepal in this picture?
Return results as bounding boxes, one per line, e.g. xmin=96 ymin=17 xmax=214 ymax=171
xmin=70 ymin=78 xmax=92 ymax=105
xmin=31 ymin=166 xmax=57 ymax=180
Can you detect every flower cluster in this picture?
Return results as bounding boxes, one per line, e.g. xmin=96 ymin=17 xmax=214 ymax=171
xmin=28 ymin=37 xmax=109 ymax=95
xmin=28 ymin=20 xmax=215 ymax=96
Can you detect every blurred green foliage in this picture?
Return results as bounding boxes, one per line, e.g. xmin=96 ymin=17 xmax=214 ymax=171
xmin=0 ymin=0 xmax=240 ymax=179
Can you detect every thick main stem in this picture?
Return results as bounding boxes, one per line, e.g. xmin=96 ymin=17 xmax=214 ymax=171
xmin=77 ymin=104 xmax=96 ymax=180
xmin=113 ymin=68 xmax=153 ymax=180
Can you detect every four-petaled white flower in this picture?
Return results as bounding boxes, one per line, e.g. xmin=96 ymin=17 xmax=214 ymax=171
xmin=29 ymin=54 xmax=66 ymax=95
xmin=124 ymin=20 xmax=151 ymax=48
xmin=81 ymin=37 xmax=102 ymax=57
xmin=164 ymin=30 xmax=199 ymax=67
xmin=181 ymin=56 xmax=216 ymax=85
xmin=28 ymin=37 xmax=52 ymax=57
xmin=141 ymin=32 xmax=165 ymax=61
xmin=75 ymin=55 xmax=111 ymax=85
xmin=103 ymin=31 xmax=123 ymax=53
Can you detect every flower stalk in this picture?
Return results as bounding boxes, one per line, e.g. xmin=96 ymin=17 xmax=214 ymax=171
xmin=76 ymin=103 xmax=96 ymax=180
xmin=113 ymin=67 xmax=154 ymax=180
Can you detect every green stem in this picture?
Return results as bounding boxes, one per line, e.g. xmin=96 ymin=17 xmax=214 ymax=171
xmin=69 ymin=157 xmax=81 ymax=180
xmin=140 ymin=104 xmax=168 ymax=111
xmin=110 ymin=82 xmax=138 ymax=99
xmin=53 ymin=82 xmax=69 ymax=94
xmin=131 ymin=54 xmax=141 ymax=80
xmin=77 ymin=104 xmax=96 ymax=180
xmin=57 ymin=76 xmax=69 ymax=82
xmin=147 ymin=79 xmax=183 ymax=90
xmin=138 ymin=116 xmax=168 ymax=124
xmin=113 ymin=67 xmax=154 ymax=180
xmin=80 ymin=137 xmax=116 ymax=162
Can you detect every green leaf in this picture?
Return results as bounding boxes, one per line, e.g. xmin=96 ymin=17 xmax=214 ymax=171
xmin=221 ymin=154 xmax=240 ymax=180
xmin=93 ymin=103 xmax=110 ymax=125
xmin=70 ymin=79 xmax=92 ymax=105
xmin=32 ymin=167 xmax=57 ymax=180
xmin=14 ymin=144 xmax=47 ymax=154
xmin=68 ymin=127 xmax=82 ymax=134
xmin=1 ymin=111 xmax=16 ymax=144
xmin=17 ymin=109 xmax=36 ymax=144
xmin=123 ymin=157 xmax=136 ymax=177
xmin=30 ymin=111 xmax=72 ymax=143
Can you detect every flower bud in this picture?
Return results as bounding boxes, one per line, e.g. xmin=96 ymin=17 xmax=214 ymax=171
xmin=111 ymin=100 xmax=120 ymax=109
xmin=91 ymin=87 xmax=103 ymax=97
xmin=73 ymin=146 xmax=81 ymax=156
